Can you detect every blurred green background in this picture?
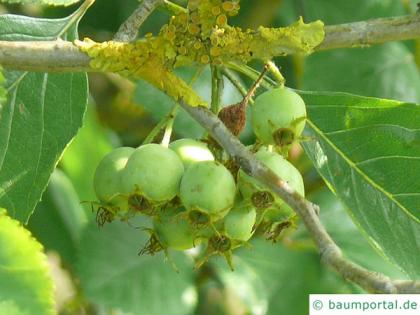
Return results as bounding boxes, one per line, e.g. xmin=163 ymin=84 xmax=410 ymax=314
xmin=2 ymin=0 xmax=418 ymax=314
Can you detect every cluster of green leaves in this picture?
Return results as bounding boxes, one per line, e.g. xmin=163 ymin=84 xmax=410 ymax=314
xmin=0 ymin=2 xmax=88 ymax=314
xmin=299 ymin=0 xmax=420 ymax=279
xmin=0 ymin=0 xmax=418 ymax=315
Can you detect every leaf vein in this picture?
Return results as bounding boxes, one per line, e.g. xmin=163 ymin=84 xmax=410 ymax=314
xmin=307 ymin=119 xmax=419 ymax=223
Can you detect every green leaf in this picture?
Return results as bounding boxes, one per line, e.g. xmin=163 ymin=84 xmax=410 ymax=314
xmin=0 ymin=0 xmax=82 ymax=6
xmin=28 ymin=169 xmax=88 ymax=266
xmin=60 ymin=104 xmax=114 ymax=208
xmin=207 ymin=258 xmax=269 ymax=315
xmin=302 ymin=43 xmax=420 ymax=103
xmin=0 ymin=67 xmax=6 ymax=105
xmin=301 ymin=91 xmax=420 ymax=278
xmin=301 ymin=0 xmax=404 ymax=24
xmin=0 ymin=210 xmax=55 ymax=315
xmin=227 ymin=240 xmax=356 ymax=315
xmin=305 ymin=188 xmax=406 ymax=279
xmin=0 ymin=8 xmax=89 ymax=223
xmin=301 ymin=0 xmax=420 ymax=104
xmin=77 ymin=219 xmax=197 ymax=315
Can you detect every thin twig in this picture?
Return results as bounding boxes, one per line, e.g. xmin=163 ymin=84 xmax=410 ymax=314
xmin=179 ymin=101 xmax=420 ymax=294
xmin=318 ymin=13 xmax=420 ymax=50
xmin=2 ymin=14 xmax=420 ymax=71
xmin=114 ymin=0 xmax=165 ymax=42
xmin=0 ymin=41 xmax=90 ymax=72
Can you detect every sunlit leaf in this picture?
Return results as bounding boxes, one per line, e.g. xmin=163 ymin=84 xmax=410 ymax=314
xmin=0 ymin=210 xmax=55 ymax=315
xmin=301 ymin=91 xmax=420 ymax=278
xmin=0 ymin=7 xmax=89 ymax=222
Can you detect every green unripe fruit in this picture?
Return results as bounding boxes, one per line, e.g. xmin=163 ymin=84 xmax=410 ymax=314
xmin=93 ymin=147 xmax=134 ymax=204
xmin=252 ymin=88 xmax=306 ymax=145
xmin=180 ymin=161 xmax=236 ymax=221
xmin=154 ymin=208 xmax=198 ymax=251
xmin=122 ymin=144 xmax=184 ymax=203
xmin=224 ymin=203 xmax=256 ymax=242
xmin=238 ymin=148 xmax=304 ymax=220
xmin=169 ymin=138 xmax=214 ymax=169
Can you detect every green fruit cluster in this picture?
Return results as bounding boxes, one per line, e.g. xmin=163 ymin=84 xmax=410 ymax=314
xmin=92 ymin=87 xmax=306 ymax=269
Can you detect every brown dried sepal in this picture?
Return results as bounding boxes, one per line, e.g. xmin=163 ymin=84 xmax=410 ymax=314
xmin=266 ymin=220 xmax=293 ymax=242
xmin=128 ymin=194 xmax=155 ymax=216
xmin=218 ymin=101 xmax=247 ymax=136
xmin=139 ymin=234 xmax=164 ymax=256
xmin=251 ymin=191 xmax=275 ymax=209
xmin=95 ymin=206 xmax=115 ymax=227
xmin=188 ymin=209 xmax=211 ymax=228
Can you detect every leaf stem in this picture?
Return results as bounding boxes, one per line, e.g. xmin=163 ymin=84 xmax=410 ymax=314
xmin=58 ymin=0 xmax=96 ymax=38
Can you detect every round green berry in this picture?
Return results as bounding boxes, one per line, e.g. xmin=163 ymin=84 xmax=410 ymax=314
xmin=252 ymin=88 xmax=306 ymax=145
xmin=180 ymin=161 xmax=236 ymax=221
xmin=154 ymin=208 xmax=199 ymax=251
xmin=122 ymin=143 xmax=184 ymax=203
xmin=224 ymin=203 xmax=256 ymax=242
xmin=93 ymin=147 xmax=134 ymax=204
xmin=169 ymin=138 xmax=214 ymax=169
xmin=238 ymin=148 xmax=304 ymax=220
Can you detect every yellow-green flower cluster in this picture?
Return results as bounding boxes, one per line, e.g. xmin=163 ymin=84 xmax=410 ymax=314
xmin=213 ymin=17 xmax=325 ymax=63
xmin=76 ymin=38 xmax=206 ymax=107
xmin=189 ymin=0 xmax=240 ymax=39
xmin=159 ymin=0 xmax=241 ymax=66
xmin=75 ymin=0 xmax=324 ymax=107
